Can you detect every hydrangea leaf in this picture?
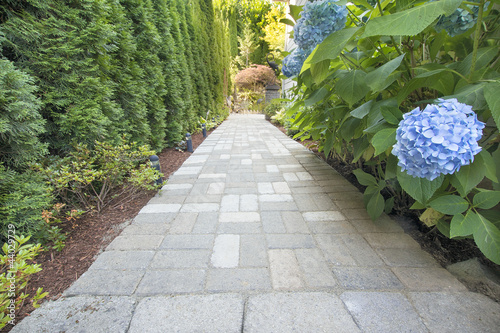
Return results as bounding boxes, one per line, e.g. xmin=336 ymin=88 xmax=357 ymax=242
xmin=429 ymin=195 xmax=469 ymax=215
xmin=451 ymin=159 xmax=486 ymax=197
xmin=381 ymin=106 xmax=403 ymax=125
xmin=362 ymin=0 xmax=462 ymax=37
xmin=352 ymin=136 xmax=370 ymax=163
xmin=365 ymin=54 xmax=405 ymax=93
xmin=306 ymin=26 xmax=360 ymax=65
xmin=457 ymin=47 xmax=499 ymax=77
xmin=350 ymin=100 xmax=374 ymax=119
xmin=371 ymin=128 xmax=396 ymax=156
xmin=450 ymin=210 xmax=477 ymax=238
xmin=477 ymin=150 xmax=498 ymax=183
xmin=288 ymin=5 xmax=304 ymax=22
xmin=367 ymin=191 xmax=385 ymax=221
xmin=420 ymin=207 xmax=445 ymax=227
xmin=353 ymin=168 xmax=378 ymax=187
xmin=304 ymin=87 xmax=329 ymax=107
xmin=279 ymin=18 xmax=296 ymax=27
xmin=473 ymin=214 xmax=500 ymax=265
xmin=484 ymin=81 xmax=500 ymax=131
xmin=437 ymin=219 xmax=451 ymax=238
xmin=443 ymin=82 xmax=488 ymax=111
xmin=473 ymin=191 xmax=500 ymax=210
xmin=335 ymin=70 xmax=370 ymax=107
xmin=397 ymin=169 xmax=444 ymax=205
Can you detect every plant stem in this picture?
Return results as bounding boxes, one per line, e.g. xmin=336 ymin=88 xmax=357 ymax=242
xmin=469 ymin=0 xmax=485 ymax=80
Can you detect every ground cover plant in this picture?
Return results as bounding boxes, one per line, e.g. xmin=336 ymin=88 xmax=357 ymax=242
xmin=280 ymin=0 xmax=500 ymax=265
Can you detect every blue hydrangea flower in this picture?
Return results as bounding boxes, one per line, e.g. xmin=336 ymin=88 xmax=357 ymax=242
xmin=293 ymin=0 xmax=348 ymax=50
xmin=281 ymin=47 xmax=312 ymax=78
xmin=435 ymin=1 xmax=489 ymax=37
xmin=392 ymin=99 xmax=485 ymax=181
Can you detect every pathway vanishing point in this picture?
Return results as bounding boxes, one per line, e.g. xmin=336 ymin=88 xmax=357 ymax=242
xmin=13 ymin=114 xmax=500 ymax=332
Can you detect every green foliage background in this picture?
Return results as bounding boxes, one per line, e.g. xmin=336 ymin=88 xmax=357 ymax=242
xmin=0 ymin=0 xmax=232 ymax=242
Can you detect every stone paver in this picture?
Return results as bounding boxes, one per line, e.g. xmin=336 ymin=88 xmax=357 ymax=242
xmin=13 ymin=114 xmax=500 ymax=333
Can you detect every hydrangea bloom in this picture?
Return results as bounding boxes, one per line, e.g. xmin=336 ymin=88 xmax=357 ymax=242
xmin=392 ymin=99 xmax=485 ymax=181
xmin=435 ymin=1 xmax=488 ymax=37
xmin=293 ymin=0 xmax=348 ymax=50
xmin=281 ymin=47 xmax=312 ymax=78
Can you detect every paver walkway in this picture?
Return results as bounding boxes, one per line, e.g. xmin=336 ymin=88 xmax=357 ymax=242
xmin=13 ymin=114 xmax=500 ymax=332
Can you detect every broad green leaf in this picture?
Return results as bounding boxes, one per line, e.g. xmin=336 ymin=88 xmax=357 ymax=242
xmin=335 ymin=70 xmax=370 ymax=107
xmin=437 ymin=219 xmax=451 ymax=238
xmin=443 ymin=82 xmax=488 ymax=111
xmin=307 ymin=27 xmax=361 ymax=65
xmin=450 ymin=159 xmax=486 ymax=197
xmin=450 ymin=210 xmax=477 ymax=238
xmin=353 ymin=168 xmax=378 ymax=187
xmin=385 ymin=154 xmax=399 ymax=179
xmin=484 ymin=82 xmax=500 ymax=131
xmin=279 ymin=18 xmax=296 ymax=27
xmin=352 ymin=136 xmax=370 ymax=163
xmin=371 ymin=128 xmax=396 ymax=156
xmin=285 ymin=101 xmax=304 ymax=117
xmin=350 ymin=100 xmax=374 ymax=119
xmin=288 ymin=5 xmax=303 ymax=22
xmin=473 ymin=191 xmax=500 ymax=209
xmin=430 ymin=31 xmax=446 ymax=62
xmin=429 ymin=195 xmax=469 ymax=215
xmin=354 ymin=0 xmax=373 ymax=9
xmin=362 ymin=0 xmax=462 ymax=37
xmin=477 ymin=150 xmax=498 ymax=183
xmin=473 ymin=214 xmax=500 ymax=264
xmin=340 ymin=117 xmax=361 ymax=141
xmin=365 ymin=54 xmax=405 ymax=93
xmin=367 ymin=192 xmax=385 ymax=221
xmin=457 ymin=47 xmax=499 ymax=77
xmin=381 ymin=106 xmax=403 ymax=125
xmin=397 ymin=65 xmax=455 ymax=104
xmin=323 ymin=130 xmax=335 ymax=159
xmin=384 ymin=196 xmax=395 ymax=214
xmin=420 ymin=207 xmax=444 ymax=227
xmin=305 ymin=87 xmax=329 ymax=107
xmin=396 ymin=0 xmax=420 ymax=10
xmin=397 ymin=170 xmax=444 ymax=205
xmin=311 ymin=59 xmax=331 ymax=85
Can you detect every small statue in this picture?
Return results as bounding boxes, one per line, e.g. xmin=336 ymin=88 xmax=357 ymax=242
xmin=266 ymin=53 xmax=280 ymax=77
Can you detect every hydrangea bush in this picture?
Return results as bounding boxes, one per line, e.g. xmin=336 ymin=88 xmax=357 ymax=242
xmin=392 ymin=99 xmax=485 ymax=181
xmin=281 ymin=47 xmax=313 ymax=78
xmin=279 ymin=0 xmax=500 ymax=264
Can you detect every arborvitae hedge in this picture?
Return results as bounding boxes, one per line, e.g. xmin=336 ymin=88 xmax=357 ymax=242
xmin=0 ymin=0 xmax=231 ymax=153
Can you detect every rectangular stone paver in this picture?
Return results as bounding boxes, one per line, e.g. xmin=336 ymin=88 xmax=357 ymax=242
xmin=135 ymin=269 xmax=205 ymax=295
xmin=269 ymin=249 xmax=303 ymax=290
xmin=211 ymin=234 xmax=240 ymax=268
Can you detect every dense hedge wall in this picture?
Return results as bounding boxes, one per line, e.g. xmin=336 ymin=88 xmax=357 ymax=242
xmin=0 ymin=0 xmax=231 ymax=152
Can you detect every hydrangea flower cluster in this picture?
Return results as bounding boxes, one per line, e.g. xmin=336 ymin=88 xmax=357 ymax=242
xmin=281 ymin=47 xmax=312 ymax=78
xmin=392 ymin=99 xmax=485 ymax=181
xmin=293 ymin=0 xmax=348 ymax=50
xmin=281 ymin=0 xmax=347 ymax=78
xmin=435 ymin=1 xmax=488 ymax=37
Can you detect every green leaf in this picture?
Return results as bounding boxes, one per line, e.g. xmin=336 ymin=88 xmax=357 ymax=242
xmin=397 ymin=170 xmax=444 ymax=205
xmin=450 ymin=210 xmax=477 ymax=238
xmin=288 ymin=5 xmax=303 ymax=22
xmin=384 ymin=196 xmax=394 ymax=214
xmin=420 ymin=207 xmax=445 ymax=227
xmin=350 ymin=100 xmax=374 ymax=119
xmin=305 ymin=87 xmax=329 ymax=107
xmin=443 ymin=82 xmax=488 ymax=111
xmin=367 ymin=192 xmax=385 ymax=221
xmin=450 ymin=159 xmax=486 ymax=197
xmin=381 ymin=106 xmax=403 ymax=125
xmin=353 ymin=169 xmax=378 ymax=187
xmin=365 ymin=54 xmax=405 ymax=93
xmin=473 ymin=191 xmax=500 ymax=209
xmin=311 ymin=59 xmax=331 ymax=85
xmin=307 ymin=27 xmax=361 ymax=65
xmin=335 ymin=70 xmax=370 ymax=107
xmin=457 ymin=47 xmax=499 ymax=77
xmin=323 ymin=130 xmax=335 ymax=159
xmin=352 ymin=136 xmax=370 ymax=163
xmin=484 ymin=82 xmax=500 ymax=131
xmin=279 ymin=18 xmax=296 ymax=27
xmin=437 ymin=219 xmax=451 ymax=238
xmin=429 ymin=195 xmax=469 ymax=215
xmin=362 ymin=0 xmax=462 ymax=37
xmin=477 ymin=150 xmax=498 ymax=183
xmin=473 ymin=214 xmax=500 ymax=264
xmin=371 ymin=128 xmax=396 ymax=156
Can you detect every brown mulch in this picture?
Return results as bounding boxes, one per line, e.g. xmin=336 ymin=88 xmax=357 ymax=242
xmin=7 ymin=130 xmax=212 ymax=330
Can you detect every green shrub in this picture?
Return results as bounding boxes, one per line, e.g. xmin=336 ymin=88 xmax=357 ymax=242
xmin=0 ymin=235 xmax=48 ymax=329
xmin=0 ymin=166 xmax=53 ymax=244
xmin=37 ymin=140 xmax=163 ymax=212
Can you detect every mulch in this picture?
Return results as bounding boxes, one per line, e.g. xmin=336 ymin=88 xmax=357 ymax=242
xmin=6 ymin=130 xmax=212 ymax=331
